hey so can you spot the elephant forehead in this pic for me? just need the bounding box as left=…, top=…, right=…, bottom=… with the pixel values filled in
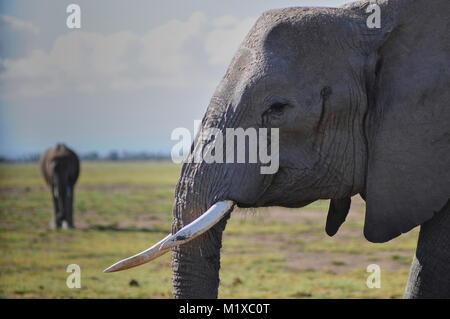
left=217, top=47, right=264, bottom=95
left=243, top=7, right=352, bottom=65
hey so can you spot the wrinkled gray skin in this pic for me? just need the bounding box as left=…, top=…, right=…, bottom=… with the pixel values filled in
left=171, top=0, right=449, bottom=298
left=40, top=144, right=80, bottom=229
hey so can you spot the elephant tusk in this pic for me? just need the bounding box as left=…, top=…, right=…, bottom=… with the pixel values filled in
left=103, top=200, right=235, bottom=273
left=158, top=200, right=235, bottom=250
left=103, top=234, right=172, bottom=273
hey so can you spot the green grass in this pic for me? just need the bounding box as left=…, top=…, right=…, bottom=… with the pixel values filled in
left=0, top=162, right=419, bottom=298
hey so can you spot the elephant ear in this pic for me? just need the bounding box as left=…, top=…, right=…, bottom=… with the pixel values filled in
left=361, top=1, right=450, bottom=242
left=326, top=198, right=351, bottom=237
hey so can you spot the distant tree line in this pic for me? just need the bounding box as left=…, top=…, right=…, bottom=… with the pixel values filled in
left=0, top=151, right=171, bottom=163
left=101, top=151, right=170, bottom=161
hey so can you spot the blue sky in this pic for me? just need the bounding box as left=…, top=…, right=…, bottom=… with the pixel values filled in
left=0, top=0, right=347, bottom=157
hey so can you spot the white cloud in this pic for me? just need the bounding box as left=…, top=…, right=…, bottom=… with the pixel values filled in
left=0, top=12, right=256, bottom=99
left=0, top=15, right=40, bottom=35
left=212, top=15, right=240, bottom=28
left=205, top=16, right=256, bottom=66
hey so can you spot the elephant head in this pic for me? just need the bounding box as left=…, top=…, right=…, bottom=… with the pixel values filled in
left=40, top=143, right=80, bottom=229
left=106, top=0, right=450, bottom=298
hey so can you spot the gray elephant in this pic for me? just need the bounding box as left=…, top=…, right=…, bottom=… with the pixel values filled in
left=40, top=144, right=80, bottom=229
left=106, top=0, right=449, bottom=298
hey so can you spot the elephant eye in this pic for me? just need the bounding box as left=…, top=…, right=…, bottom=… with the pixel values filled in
left=268, top=102, right=288, bottom=115
left=262, top=102, right=289, bottom=126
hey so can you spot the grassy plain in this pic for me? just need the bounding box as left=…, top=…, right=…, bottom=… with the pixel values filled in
left=0, top=162, right=418, bottom=298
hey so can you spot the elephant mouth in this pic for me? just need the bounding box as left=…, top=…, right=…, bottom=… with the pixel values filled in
left=104, top=200, right=235, bottom=273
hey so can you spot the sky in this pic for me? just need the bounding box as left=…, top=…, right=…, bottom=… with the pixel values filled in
left=0, top=0, right=348, bottom=158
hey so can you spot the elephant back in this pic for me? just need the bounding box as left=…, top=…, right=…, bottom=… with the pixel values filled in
left=40, top=144, right=80, bottom=186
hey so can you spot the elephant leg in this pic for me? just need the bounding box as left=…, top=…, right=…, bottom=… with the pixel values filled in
left=404, top=201, right=450, bottom=298
left=52, top=186, right=64, bottom=229
left=65, top=186, right=75, bottom=229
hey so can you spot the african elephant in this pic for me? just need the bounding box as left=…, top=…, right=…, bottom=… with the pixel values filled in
left=40, top=144, right=80, bottom=229
left=106, top=0, right=450, bottom=298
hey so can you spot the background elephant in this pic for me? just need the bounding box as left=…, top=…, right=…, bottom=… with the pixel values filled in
left=40, top=144, right=80, bottom=229
left=107, top=0, right=449, bottom=298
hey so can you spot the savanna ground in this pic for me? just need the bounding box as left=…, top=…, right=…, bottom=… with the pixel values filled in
left=0, top=162, right=419, bottom=298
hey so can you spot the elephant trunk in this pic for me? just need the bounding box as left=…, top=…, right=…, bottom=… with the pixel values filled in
left=52, top=180, right=68, bottom=228
left=171, top=161, right=230, bottom=298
